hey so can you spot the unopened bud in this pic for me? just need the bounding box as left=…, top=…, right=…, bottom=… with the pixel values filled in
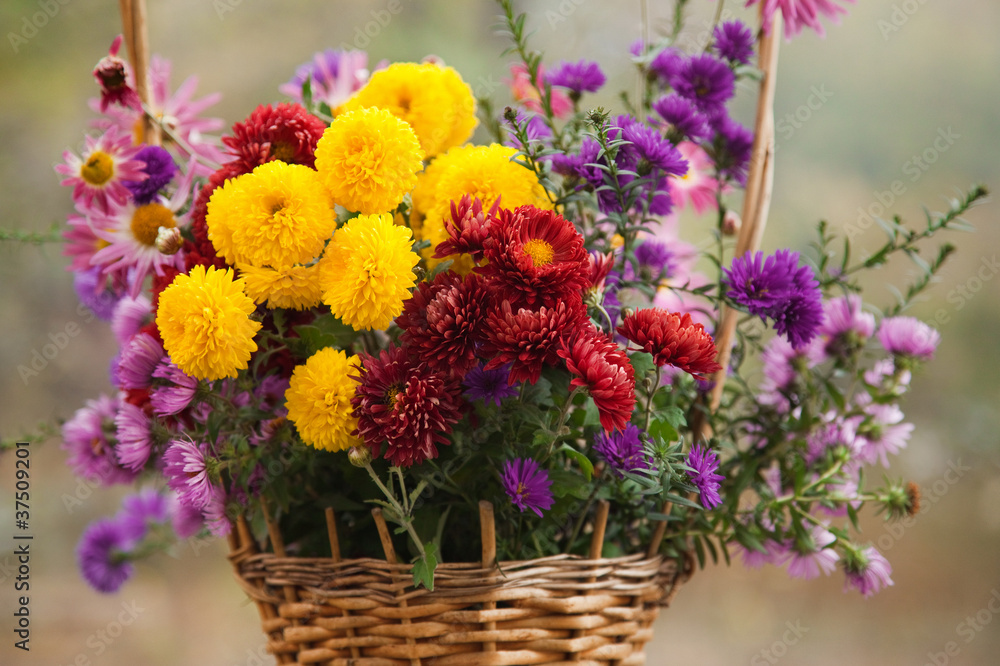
left=348, top=446, right=373, bottom=468
left=155, top=226, right=183, bottom=255
left=722, top=210, right=742, bottom=236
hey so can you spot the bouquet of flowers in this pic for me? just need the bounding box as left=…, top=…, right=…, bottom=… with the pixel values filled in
left=42, top=0, right=986, bottom=651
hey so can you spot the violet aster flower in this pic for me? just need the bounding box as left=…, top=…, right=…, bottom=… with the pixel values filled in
left=163, top=439, right=217, bottom=510
left=712, top=116, right=754, bottom=185
left=620, top=117, right=689, bottom=175
left=686, top=444, right=724, bottom=509
left=593, top=424, right=655, bottom=479
left=62, top=394, right=137, bottom=485
left=633, top=239, right=677, bottom=282
left=785, top=523, right=840, bottom=580
left=113, top=402, right=154, bottom=472
left=464, top=363, right=519, bottom=408
left=279, top=48, right=369, bottom=109
left=670, top=54, right=735, bottom=116
left=653, top=94, right=711, bottom=142
left=124, top=145, right=177, bottom=205
left=877, top=316, right=940, bottom=361
left=201, top=485, right=234, bottom=537
left=501, top=458, right=555, bottom=518
left=843, top=545, right=893, bottom=598
left=547, top=59, right=606, bottom=95
left=116, top=332, right=165, bottom=390
left=649, top=48, right=685, bottom=81
left=772, top=291, right=825, bottom=349
left=110, top=293, right=153, bottom=346
left=74, top=266, right=123, bottom=321
left=169, top=494, right=205, bottom=539
left=118, top=488, right=170, bottom=540
left=505, top=110, right=552, bottom=150
left=739, top=538, right=790, bottom=569
left=713, top=20, right=755, bottom=66
left=77, top=518, right=135, bottom=593
left=149, top=360, right=199, bottom=417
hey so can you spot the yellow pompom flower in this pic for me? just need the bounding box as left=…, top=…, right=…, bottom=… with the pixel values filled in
left=342, top=62, right=477, bottom=158
left=206, top=161, right=336, bottom=270
left=314, top=107, right=423, bottom=215
left=417, top=144, right=551, bottom=270
left=284, top=348, right=361, bottom=452
left=238, top=263, right=324, bottom=310
left=156, top=265, right=262, bottom=381
left=319, top=213, right=419, bottom=331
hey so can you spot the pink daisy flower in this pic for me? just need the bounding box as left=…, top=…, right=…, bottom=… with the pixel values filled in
left=668, top=142, right=721, bottom=215
left=113, top=402, right=154, bottom=472
left=89, top=163, right=194, bottom=296
left=785, top=523, right=840, bottom=580
left=91, top=56, right=228, bottom=176
left=747, top=0, right=855, bottom=40
left=55, top=127, right=146, bottom=215
left=856, top=397, right=914, bottom=468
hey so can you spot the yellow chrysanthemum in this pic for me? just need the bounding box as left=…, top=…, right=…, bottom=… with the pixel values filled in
left=319, top=213, right=419, bottom=331
left=206, top=161, right=335, bottom=270
left=284, top=348, right=361, bottom=452
left=417, top=144, right=551, bottom=271
left=156, top=265, right=262, bottom=381
left=314, top=107, right=423, bottom=215
left=342, top=62, right=477, bottom=158
left=238, top=262, right=324, bottom=310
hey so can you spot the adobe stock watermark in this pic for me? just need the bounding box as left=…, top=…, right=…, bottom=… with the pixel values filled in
left=17, top=299, right=105, bottom=386
left=544, top=0, right=589, bottom=31
left=750, top=620, right=809, bottom=665
left=878, top=0, right=933, bottom=41
left=55, top=600, right=144, bottom=666
left=775, top=85, right=834, bottom=148
left=7, top=0, right=72, bottom=54
left=875, top=458, right=970, bottom=553
left=923, top=587, right=1000, bottom=666
left=844, top=126, right=960, bottom=241
left=336, top=0, right=408, bottom=50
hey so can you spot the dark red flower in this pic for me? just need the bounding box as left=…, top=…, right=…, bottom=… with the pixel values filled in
left=397, top=272, right=489, bottom=378
left=478, top=205, right=590, bottom=309
left=617, top=308, right=722, bottom=378
left=185, top=174, right=230, bottom=273
left=586, top=250, right=616, bottom=291
left=352, top=346, right=463, bottom=468
left=482, top=297, right=589, bottom=385
left=558, top=332, right=635, bottom=432
left=434, top=195, right=500, bottom=262
left=92, top=36, right=141, bottom=112
left=221, top=103, right=327, bottom=176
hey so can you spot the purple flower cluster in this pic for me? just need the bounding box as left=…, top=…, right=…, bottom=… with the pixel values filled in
left=724, top=249, right=824, bottom=347
left=686, top=444, right=724, bottom=509
left=593, top=425, right=655, bottom=479
left=501, top=458, right=554, bottom=518
left=713, top=21, right=755, bottom=66
left=546, top=59, right=606, bottom=96
left=124, top=145, right=177, bottom=205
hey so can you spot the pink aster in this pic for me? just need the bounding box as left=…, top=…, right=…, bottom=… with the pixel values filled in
left=506, top=63, right=572, bottom=118
left=163, top=438, right=217, bottom=511
left=113, top=402, right=154, bottom=472
left=667, top=141, right=720, bottom=215
left=62, top=394, right=137, bottom=485
left=855, top=398, right=913, bottom=468
left=279, top=48, right=370, bottom=109
left=55, top=126, right=146, bottom=215
left=747, top=0, right=855, bottom=40
left=785, top=523, right=840, bottom=580
left=843, top=546, right=893, bottom=598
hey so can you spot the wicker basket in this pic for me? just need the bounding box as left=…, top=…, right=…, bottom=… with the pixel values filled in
left=228, top=500, right=691, bottom=665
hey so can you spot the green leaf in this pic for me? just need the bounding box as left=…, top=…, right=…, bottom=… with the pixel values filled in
left=629, top=352, right=656, bottom=380
left=662, top=492, right=703, bottom=510
left=558, top=444, right=594, bottom=482
left=648, top=418, right=679, bottom=444
left=412, top=543, right=438, bottom=591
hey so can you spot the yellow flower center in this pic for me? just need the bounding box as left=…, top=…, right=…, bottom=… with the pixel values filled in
left=81, top=151, right=114, bottom=186
left=131, top=203, right=176, bottom=247
left=386, top=386, right=400, bottom=408
left=523, top=238, right=554, bottom=267
left=269, top=142, right=296, bottom=163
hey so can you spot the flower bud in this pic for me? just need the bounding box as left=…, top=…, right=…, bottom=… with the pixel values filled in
left=155, top=226, right=183, bottom=255
left=348, top=446, right=373, bottom=468
left=722, top=210, right=742, bottom=236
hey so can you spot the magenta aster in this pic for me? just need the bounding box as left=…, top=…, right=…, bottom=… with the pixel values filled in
left=149, top=360, right=199, bottom=417
left=877, top=316, right=940, bottom=361
left=462, top=363, right=519, bottom=407
left=593, top=424, right=654, bottom=478
left=56, top=127, right=146, bottom=214
left=77, top=518, right=136, bottom=593
left=842, top=545, right=893, bottom=598
left=163, top=438, right=218, bottom=511
left=116, top=332, right=165, bottom=390
left=747, top=0, right=855, bottom=39
left=113, top=402, right=154, bottom=472
left=501, top=458, right=555, bottom=518
left=62, top=394, right=137, bottom=485
left=686, top=444, right=724, bottom=509
left=785, top=523, right=840, bottom=580
left=279, top=48, right=370, bottom=109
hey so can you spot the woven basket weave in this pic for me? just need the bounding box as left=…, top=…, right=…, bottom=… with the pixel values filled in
left=228, top=501, right=690, bottom=665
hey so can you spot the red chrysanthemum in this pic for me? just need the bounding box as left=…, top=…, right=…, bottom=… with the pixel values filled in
left=478, top=205, right=590, bottom=309
left=558, top=332, right=636, bottom=432
left=352, top=346, right=463, bottom=468
left=587, top=250, right=616, bottom=292
left=433, top=195, right=500, bottom=262
left=482, top=297, right=589, bottom=385
left=184, top=174, right=230, bottom=273
left=221, top=103, right=327, bottom=176
left=397, top=271, right=489, bottom=378
left=617, top=308, right=722, bottom=378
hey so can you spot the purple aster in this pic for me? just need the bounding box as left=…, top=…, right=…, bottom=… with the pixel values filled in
left=843, top=546, right=893, bottom=598
left=116, top=332, right=165, bottom=390
left=505, top=110, right=552, bottom=150
left=163, top=438, right=217, bottom=510
left=546, top=59, right=606, bottom=95
left=169, top=494, right=205, bottom=539
left=61, top=394, right=137, bottom=485
left=111, top=294, right=152, bottom=346
left=620, top=117, right=689, bottom=176
left=877, top=316, right=940, bottom=361
left=149, top=360, right=199, bottom=417
left=863, top=358, right=911, bottom=395
left=74, top=266, right=124, bottom=321
left=649, top=48, right=685, bottom=82
left=819, top=294, right=876, bottom=358
left=634, top=239, right=677, bottom=282
left=670, top=54, right=735, bottom=116
left=593, top=424, right=655, bottom=479
left=712, top=116, right=754, bottom=185
left=806, top=411, right=861, bottom=464
left=686, top=444, right=724, bottom=509
left=785, top=523, right=840, bottom=580
left=279, top=48, right=369, bottom=109
left=464, top=363, right=519, bottom=408
left=77, top=518, right=135, bottom=593
left=501, top=458, right=555, bottom=518
left=201, top=486, right=233, bottom=537
left=713, top=20, right=755, bottom=66
left=739, top=539, right=789, bottom=569
left=113, top=402, right=154, bottom=472
left=652, top=94, right=711, bottom=142
left=772, top=292, right=825, bottom=348
left=118, top=488, right=170, bottom=540
left=124, top=145, right=177, bottom=205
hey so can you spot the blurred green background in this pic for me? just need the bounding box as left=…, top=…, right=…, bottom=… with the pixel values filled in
left=1, top=1, right=998, bottom=664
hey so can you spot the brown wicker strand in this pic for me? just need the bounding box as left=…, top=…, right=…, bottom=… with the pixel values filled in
left=479, top=501, right=498, bottom=654
left=373, top=508, right=423, bottom=666
left=327, top=507, right=362, bottom=662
